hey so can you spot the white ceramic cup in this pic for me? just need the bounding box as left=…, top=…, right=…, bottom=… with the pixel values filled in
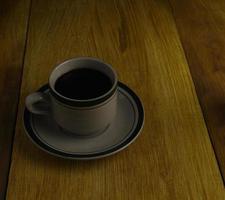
left=25, top=57, right=118, bottom=136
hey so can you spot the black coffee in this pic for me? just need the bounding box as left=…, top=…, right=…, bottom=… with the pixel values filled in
left=55, top=68, right=112, bottom=100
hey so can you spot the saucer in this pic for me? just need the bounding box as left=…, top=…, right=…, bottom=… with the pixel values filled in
left=23, top=82, right=144, bottom=160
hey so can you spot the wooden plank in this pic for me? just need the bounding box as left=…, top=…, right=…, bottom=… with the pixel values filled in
left=0, top=0, right=30, bottom=199
left=169, top=0, right=225, bottom=182
left=6, top=0, right=225, bottom=199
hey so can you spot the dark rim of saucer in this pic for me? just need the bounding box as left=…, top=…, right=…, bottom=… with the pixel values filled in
left=23, top=82, right=144, bottom=159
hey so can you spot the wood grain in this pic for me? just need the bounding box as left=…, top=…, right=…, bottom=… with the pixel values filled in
left=6, top=0, right=225, bottom=199
left=0, top=0, right=30, bottom=199
left=169, top=0, right=225, bottom=182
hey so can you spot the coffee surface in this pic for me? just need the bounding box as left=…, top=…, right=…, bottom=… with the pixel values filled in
left=55, top=68, right=112, bottom=100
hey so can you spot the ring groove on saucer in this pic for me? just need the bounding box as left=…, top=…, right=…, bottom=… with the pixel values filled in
left=23, top=82, right=144, bottom=159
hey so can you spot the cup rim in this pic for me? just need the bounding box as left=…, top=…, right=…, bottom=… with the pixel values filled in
left=49, top=57, right=118, bottom=107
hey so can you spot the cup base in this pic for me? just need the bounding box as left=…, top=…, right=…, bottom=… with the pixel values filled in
left=58, top=124, right=110, bottom=138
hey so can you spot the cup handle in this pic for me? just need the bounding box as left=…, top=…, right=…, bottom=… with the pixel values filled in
left=25, top=92, right=51, bottom=115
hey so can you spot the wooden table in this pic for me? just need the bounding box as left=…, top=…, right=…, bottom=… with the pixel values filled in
left=1, top=0, right=225, bottom=199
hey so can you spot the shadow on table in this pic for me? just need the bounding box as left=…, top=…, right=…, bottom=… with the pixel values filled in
left=18, top=132, right=119, bottom=171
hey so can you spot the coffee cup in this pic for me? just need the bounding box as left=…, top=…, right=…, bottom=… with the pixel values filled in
left=25, top=57, right=118, bottom=136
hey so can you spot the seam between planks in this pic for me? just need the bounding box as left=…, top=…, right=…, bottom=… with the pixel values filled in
left=167, top=0, right=225, bottom=187
left=3, top=0, right=33, bottom=199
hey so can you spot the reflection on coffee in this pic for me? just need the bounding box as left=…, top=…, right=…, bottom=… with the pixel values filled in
left=55, top=68, right=112, bottom=100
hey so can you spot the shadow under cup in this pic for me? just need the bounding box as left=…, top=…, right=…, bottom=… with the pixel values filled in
left=48, top=57, right=118, bottom=136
